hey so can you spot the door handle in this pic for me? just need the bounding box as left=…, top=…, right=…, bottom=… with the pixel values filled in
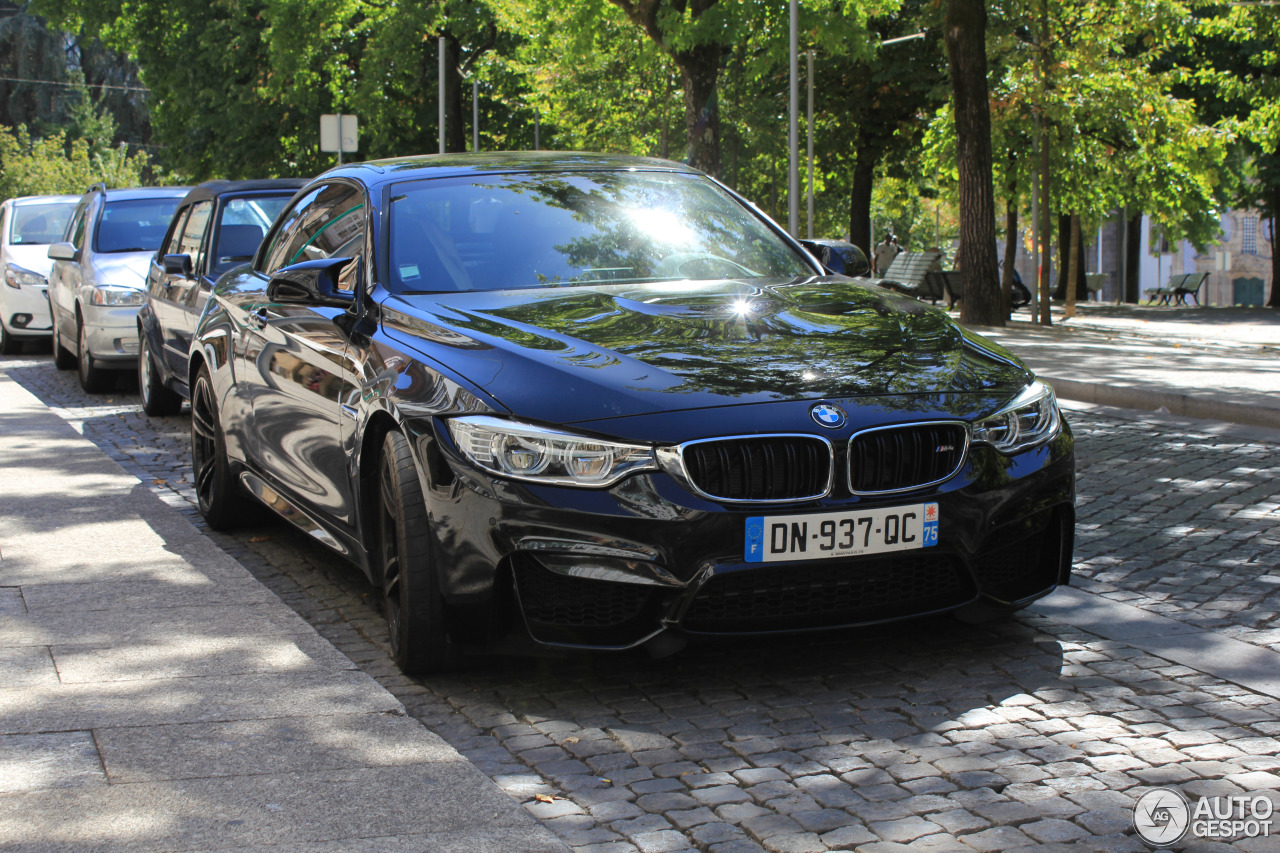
left=247, top=307, right=269, bottom=329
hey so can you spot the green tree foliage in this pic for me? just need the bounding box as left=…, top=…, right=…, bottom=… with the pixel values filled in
left=34, top=0, right=297, bottom=177
left=0, top=2, right=150, bottom=150
left=925, top=0, right=1229, bottom=318
left=1180, top=3, right=1280, bottom=307
left=34, top=0, right=522, bottom=178
left=0, top=123, right=152, bottom=198
left=813, top=0, right=948, bottom=255
left=503, top=0, right=682, bottom=158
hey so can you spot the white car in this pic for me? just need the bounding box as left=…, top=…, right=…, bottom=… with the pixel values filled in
left=47, top=183, right=187, bottom=391
left=0, top=194, right=79, bottom=355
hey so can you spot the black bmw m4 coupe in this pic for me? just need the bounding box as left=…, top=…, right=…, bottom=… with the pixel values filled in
left=189, top=152, right=1074, bottom=672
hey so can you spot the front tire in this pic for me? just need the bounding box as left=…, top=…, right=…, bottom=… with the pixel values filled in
left=377, top=430, right=461, bottom=673
left=52, top=321, right=76, bottom=369
left=0, top=323, right=20, bottom=355
left=139, top=332, right=183, bottom=416
left=190, top=366, right=245, bottom=530
left=77, top=319, right=111, bottom=393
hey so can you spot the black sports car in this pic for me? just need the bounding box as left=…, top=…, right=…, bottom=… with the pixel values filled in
left=189, top=153, right=1074, bottom=673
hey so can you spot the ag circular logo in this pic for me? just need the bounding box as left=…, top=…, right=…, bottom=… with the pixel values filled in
left=1133, top=787, right=1190, bottom=845
left=810, top=403, right=846, bottom=429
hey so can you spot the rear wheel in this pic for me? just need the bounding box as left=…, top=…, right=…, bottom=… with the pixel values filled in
left=77, top=319, right=111, bottom=393
left=138, top=332, right=182, bottom=416
left=377, top=430, right=461, bottom=673
left=52, top=321, right=75, bottom=369
left=190, top=366, right=244, bottom=530
left=0, top=323, right=19, bottom=356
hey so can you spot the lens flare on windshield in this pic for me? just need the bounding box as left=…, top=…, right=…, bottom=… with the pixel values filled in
left=627, top=207, right=694, bottom=247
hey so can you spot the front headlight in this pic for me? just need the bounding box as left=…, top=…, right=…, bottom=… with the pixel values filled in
left=89, top=285, right=145, bottom=306
left=4, top=265, right=45, bottom=289
left=971, top=380, right=1062, bottom=454
left=447, top=416, right=658, bottom=487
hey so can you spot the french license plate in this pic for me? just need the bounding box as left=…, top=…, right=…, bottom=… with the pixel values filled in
left=744, top=502, right=938, bottom=563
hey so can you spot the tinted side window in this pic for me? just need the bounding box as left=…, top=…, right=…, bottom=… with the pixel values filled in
left=179, top=201, right=213, bottom=273
left=161, top=206, right=190, bottom=257
left=68, top=200, right=90, bottom=248
left=262, top=183, right=365, bottom=289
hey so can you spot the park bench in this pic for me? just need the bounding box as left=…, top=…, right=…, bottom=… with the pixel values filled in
left=879, top=251, right=944, bottom=302
left=924, top=270, right=965, bottom=310
left=1147, top=271, right=1209, bottom=306
left=922, top=269, right=1033, bottom=311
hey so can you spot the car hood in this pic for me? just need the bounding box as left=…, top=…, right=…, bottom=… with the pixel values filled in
left=4, top=244, right=57, bottom=279
left=90, top=252, right=151, bottom=289
left=380, top=278, right=1033, bottom=424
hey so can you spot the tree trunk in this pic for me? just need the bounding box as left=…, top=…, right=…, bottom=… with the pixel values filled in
left=1038, top=126, right=1051, bottom=326
left=1074, top=222, right=1086, bottom=301
left=1125, top=213, right=1143, bottom=303
left=444, top=36, right=466, bottom=154
left=1064, top=214, right=1081, bottom=319
left=849, top=154, right=874, bottom=259
left=1053, top=212, right=1070, bottom=299
left=674, top=44, right=721, bottom=177
left=1002, top=200, right=1018, bottom=318
left=945, top=0, right=1003, bottom=326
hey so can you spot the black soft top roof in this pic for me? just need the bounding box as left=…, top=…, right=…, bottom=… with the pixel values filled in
left=179, top=179, right=308, bottom=207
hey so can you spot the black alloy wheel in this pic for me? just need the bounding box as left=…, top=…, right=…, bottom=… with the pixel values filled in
left=377, top=429, right=461, bottom=674
left=77, top=319, right=111, bottom=393
left=52, top=321, right=75, bottom=369
left=138, top=332, right=182, bottom=416
left=190, top=366, right=244, bottom=530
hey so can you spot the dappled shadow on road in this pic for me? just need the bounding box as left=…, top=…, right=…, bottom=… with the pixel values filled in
left=1068, top=411, right=1280, bottom=641
left=432, top=614, right=1066, bottom=746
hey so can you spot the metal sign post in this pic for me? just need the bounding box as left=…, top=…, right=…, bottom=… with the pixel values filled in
left=439, top=37, right=446, bottom=154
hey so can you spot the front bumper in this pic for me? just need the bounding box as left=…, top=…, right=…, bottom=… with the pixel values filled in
left=417, top=418, right=1076, bottom=650
left=1, top=284, right=53, bottom=337
left=82, top=303, right=142, bottom=365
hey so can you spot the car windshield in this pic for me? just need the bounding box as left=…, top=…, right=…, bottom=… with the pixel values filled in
left=95, top=198, right=183, bottom=253
left=386, top=171, right=813, bottom=293
left=8, top=202, right=76, bottom=245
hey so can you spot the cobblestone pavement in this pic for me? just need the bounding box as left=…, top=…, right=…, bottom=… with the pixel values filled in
left=4, top=348, right=1280, bottom=853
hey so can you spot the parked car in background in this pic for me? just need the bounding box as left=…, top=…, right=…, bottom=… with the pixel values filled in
left=47, top=183, right=188, bottom=392
left=189, top=153, right=1075, bottom=674
left=138, top=179, right=304, bottom=415
left=0, top=194, right=79, bottom=354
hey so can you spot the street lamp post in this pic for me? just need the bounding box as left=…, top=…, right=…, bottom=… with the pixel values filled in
left=788, top=0, right=799, bottom=237
left=806, top=50, right=814, bottom=240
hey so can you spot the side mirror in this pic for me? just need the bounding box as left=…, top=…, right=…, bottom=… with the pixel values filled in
left=47, top=242, right=77, bottom=262
left=162, top=253, right=193, bottom=277
left=267, top=257, right=356, bottom=308
left=800, top=239, right=871, bottom=278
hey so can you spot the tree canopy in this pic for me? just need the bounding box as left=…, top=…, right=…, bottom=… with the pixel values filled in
left=15, top=0, right=1279, bottom=313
